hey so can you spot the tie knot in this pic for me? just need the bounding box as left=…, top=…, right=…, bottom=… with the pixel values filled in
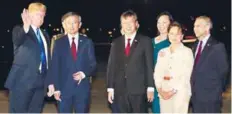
left=72, top=37, right=75, bottom=41
left=127, top=38, right=131, bottom=42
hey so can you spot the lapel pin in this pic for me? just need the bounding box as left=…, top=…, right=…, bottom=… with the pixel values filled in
left=80, top=40, right=82, bottom=43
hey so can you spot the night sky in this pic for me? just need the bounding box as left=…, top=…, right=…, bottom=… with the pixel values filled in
left=0, top=0, right=231, bottom=89
left=0, top=0, right=231, bottom=60
left=1, top=0, right=231, bottom=34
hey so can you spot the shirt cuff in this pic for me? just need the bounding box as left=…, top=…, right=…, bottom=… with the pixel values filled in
left=79, top=71, right=86, bottom=79
left=147, top=87, right=154, bottom=92
left=54, top=91, right=61, bottom=95
left=48, top=84, right=54, bottom=90
left=47, top=85, right=55, bottom=97
left=107, top=88, right=114, bottom=93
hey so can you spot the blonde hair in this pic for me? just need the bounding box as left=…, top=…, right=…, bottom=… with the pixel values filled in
left=196, top=16, right=213, bottom=29
left=28, top=2, right=46, bottom=13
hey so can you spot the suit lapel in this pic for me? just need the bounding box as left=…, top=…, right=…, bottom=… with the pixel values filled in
left=28, top=26, right=38, bottom=43
left=28, top=26, right=50, bottom=51
left=41, top=30, right=51, bottom=61
left=124, top=34, right=139, bottom=63
left=63, top=35, right=74, bottom=63
left=27, top=26, right=41, bottom=58
left=41, top=30, right=50, bottom=48
left=76, top=35, right=84, bottom=65
left=117, top=36, right=126, bottom=64
left=195, top=37, right=213, bottom=68
left=127, top=34, right=139, bottom=60
left=62, top=36, right=76, bottom=74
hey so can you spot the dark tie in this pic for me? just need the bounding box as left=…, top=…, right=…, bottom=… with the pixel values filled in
left=36, top=28, right=47, bottom=74
left=125, top=38, right=131, bottom=56
left=194, top=41, right=203, bottom=65
left=71, top=37, right=77, bottom=61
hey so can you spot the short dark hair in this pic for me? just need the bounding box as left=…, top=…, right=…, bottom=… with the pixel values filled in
left=61, top=12, right=81, bottom=23
left=168, top=21, right=184, bottom=34
left=157, top=11, right=174, bottom=23
left=156, top=11, right=174, bottom=35
left=120, top=10, right=138, bottom=21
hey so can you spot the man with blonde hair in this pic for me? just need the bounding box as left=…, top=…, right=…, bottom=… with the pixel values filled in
left=5, top=2, right=50, bottom=113
left=191, top=16, right=229, bottom=113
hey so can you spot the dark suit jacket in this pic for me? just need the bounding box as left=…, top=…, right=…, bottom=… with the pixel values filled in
left=107, top=33, right=154, bottom=95
left=191, top=36, right=229, bottom=103
left=48, top=35, right=96, bottom=97
left=5, top=25, right=51, bottom=91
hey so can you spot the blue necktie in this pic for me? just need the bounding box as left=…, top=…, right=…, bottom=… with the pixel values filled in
left=36, top=28, right=47, bottom=74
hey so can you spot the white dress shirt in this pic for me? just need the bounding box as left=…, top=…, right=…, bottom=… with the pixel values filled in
left=107, top=32, right=154, bottom=93
left=124, top=32, right=136, bottom=47
left=67, top=33, right=79, bottom=51
left=67, top=33, right=85, bottom=79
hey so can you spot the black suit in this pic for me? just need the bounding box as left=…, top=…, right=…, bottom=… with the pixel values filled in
left=191, top=36, right=229, bottom=113
left=4, top=25, right=50, bottom=113
left=107, top=33, right=154, bottom=113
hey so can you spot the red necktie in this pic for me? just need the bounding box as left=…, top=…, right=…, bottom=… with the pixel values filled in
left=125, top=38, right=131, bottom=56
left=71, top=37, right=77, bottom=61
left=194, top=41, right=202, bottom=65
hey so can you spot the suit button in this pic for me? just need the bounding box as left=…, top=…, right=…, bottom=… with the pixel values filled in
left=125, top=64, right=127, bottom=66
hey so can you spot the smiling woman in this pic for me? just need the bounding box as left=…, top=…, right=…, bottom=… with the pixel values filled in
left=154, top=21, right=194, bottom=113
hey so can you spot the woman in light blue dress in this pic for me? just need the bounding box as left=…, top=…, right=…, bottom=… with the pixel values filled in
left=152, top=12, right=173, bottom=113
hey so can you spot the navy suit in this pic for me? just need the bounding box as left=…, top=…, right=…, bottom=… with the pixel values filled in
left=48, top=35, right=96, bottom=113
left=191, top=36, right=229, bottom=113
left=4, top=25, right=50, bottom=113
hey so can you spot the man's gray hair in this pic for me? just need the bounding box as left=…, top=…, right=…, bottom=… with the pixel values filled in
left=61, top=12, right=82, bottom=23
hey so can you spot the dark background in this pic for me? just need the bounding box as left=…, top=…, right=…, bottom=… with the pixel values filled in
left=0, top=0, right=231, bottom=89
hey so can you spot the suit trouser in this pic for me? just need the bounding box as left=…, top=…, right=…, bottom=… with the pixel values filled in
left=192, top=100, right=221, bottom=113
left=9, top=86, right=45, bottom=113
left=8, top=73, right=45, bottom=113
left=58, top=92, right=90, bottom=113
left=114, top=93, right=147, bottom=113
left=111, top=102, right=119, bottom=113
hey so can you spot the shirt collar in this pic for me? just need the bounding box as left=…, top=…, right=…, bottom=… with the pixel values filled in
left=68, top=33, right=79, bottom=40
left=200, top=34, right=210, bottom=44
left=125, top=32, right=137, bottom=41
left=31, top=25, right=39, bottom=34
